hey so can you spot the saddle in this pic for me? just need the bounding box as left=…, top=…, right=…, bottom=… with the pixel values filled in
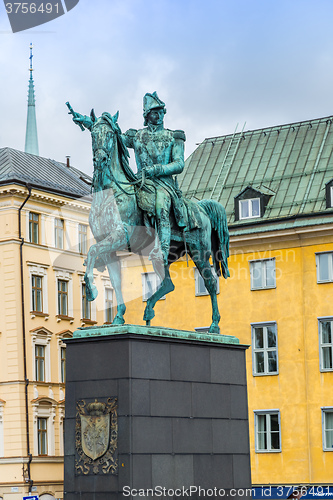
left=136, top=179, right=202, bottom=232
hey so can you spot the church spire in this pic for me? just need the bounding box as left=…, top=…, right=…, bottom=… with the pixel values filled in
left=24, top=43, right=39, bottom=156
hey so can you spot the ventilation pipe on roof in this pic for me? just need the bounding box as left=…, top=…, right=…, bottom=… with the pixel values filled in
left=66, top=156, right=70, bottom=168
left=18, top=183, right=33, bottom=493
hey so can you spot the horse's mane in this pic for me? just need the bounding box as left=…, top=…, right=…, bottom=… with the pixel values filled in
left=97, top=112, right=138, bottom=184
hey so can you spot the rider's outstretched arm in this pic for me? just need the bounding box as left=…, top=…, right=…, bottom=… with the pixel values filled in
left=73, top=113, right=94, bottom=131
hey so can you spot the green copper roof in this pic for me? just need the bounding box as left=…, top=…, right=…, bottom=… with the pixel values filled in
left=179, top=115, right=333, bottom=226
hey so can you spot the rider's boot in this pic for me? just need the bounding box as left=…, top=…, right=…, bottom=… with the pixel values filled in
left=157, top=209, right=171, bottom=266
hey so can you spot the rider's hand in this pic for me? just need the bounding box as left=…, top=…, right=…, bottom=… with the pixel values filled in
left=144, top=166, right=155, bottom=179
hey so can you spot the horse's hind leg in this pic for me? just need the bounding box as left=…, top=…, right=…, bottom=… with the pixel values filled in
left=105, top=254, right=126, bottom=325
left=143, top=262, right=175, bottom=325
left=194, top=256, right=221, bottom=334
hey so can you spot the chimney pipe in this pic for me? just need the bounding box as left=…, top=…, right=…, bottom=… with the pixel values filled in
left=66, top=156, right=70, bottom=168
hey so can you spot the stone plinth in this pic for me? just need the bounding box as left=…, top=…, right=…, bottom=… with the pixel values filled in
left=64, top=325, right=251, bottom=500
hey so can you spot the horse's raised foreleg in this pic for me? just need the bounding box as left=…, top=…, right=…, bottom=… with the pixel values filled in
left=194, top=257, right=221, bottom=334
left=84, top=226, right=129, bottom=303
left=105, top=255, right=126, bottom=325
left=143, top=261, right=174, bottom=325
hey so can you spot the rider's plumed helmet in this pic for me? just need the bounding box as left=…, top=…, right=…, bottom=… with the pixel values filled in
left=143, top=92, right=166, bottom=126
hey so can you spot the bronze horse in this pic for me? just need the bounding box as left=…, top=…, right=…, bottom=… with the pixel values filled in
left=83, top=112, right=229, bottom=333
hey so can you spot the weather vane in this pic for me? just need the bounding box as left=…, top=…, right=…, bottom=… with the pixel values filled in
left=29, top=43, right=33, bottom=73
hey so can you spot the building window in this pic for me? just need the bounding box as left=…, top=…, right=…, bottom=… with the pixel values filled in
left=319, top=319, right=333, bottom=371
left=31, top=327, right=52, bottom=383
left=32, top=399, right=56, bottom=457
left=322, top=408, right=333, bottom=451
left=316, top=252, right=333, bottom=283
left=58, top=280, right=68, bottom=316
left=35, top=345, right=45, bottom=382
left=54, top=267, right=74, bottom=319
left=54, top=218, right=64, bottom=249
left=239, top=198, right=260, bottom=219
left=28, top=263, right=49, bottom=316
left=255, top=411, right=281, bottom=452
left=250, top=259, right=276, bottom=290
left=60, top=347, right=66, bottom=383
left=142, top=272, right=165, bottom=301
left=29, top=212, right=39, bottom=243
left=195, top=267, right=220, bottom=296
left=78, top=224, right=88, bottom=254
left=252, top=323, right=278, bottom=375
left=31, top=275, right=43, bottom=312
left=82, top=283, right=91, bottom=319
left=0, top=400, right=5, bottom=457
left=105, top=287, right=113, bottom=323
left=57, top=331, right=72, bottom=384
left=37, top=417, right=48, bottom=455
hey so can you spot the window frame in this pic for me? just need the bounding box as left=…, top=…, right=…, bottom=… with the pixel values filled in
left=60, top=346, right=66, bottom=383
left=32, top=399, right=56, bottom=457
left=28, top=263, right=49, bottom=316
left=54, top=218, right=64, bottom=249
left=105, top=287, right=114, bottom=324
left=239, top=198, right=261, bottom=220
left=318, top=317, right=333, bottom=372
left=37, top=417, right=48, bottom=456
left=0, top=400, right=5, bottom=457
left=58, top=279, right=68, bottom=317
left=141, top=272, right=165, bottom=302
left=322, top=407, right=333, bottom=451
left=251, top=322, right=278, bottom=376
left=78, top=223, right=88, bottom=254
left=57, top=331, right=72, bottom=384
left=31, top=274, right=43, bottom=313
left=254, top=410, right=281, bottom=453
left=194, top=267, right=220, bottom=297
left=31, top=328, right=52, bottom=383
left=316, top=252, right=333, bottom=283
left=249, top=258, right=276, bottom=290
left=29, top=212, right=40, bottom=244
left=54, top=267, right=74, bottom=320
left=35, top=344, right=46, bottom=382
left=81, top=283, right=91, bottom=320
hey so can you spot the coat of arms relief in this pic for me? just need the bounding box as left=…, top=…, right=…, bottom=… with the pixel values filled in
left=75, top=398, right=118, bottom=475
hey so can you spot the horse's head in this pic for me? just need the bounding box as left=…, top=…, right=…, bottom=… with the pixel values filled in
left=90, top=111, right=120, bottom=190
left=91, top=112, right=119, bottom=167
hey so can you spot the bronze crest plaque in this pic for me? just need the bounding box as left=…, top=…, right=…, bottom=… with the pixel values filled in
left=75, top=398, right=118, bottom=475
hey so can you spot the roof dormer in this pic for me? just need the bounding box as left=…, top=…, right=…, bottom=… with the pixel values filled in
left=234, top=186, right=273, bottom=222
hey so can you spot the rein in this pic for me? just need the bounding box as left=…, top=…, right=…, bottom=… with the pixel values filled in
left=93, top=144, right=147, bottom=196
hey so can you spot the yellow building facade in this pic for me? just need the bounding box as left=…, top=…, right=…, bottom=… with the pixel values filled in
left=120, top=115, right=333, bottom=492
left=0, top=150, right=113, bottom=500
left=121, top=221, right=333, bottom=488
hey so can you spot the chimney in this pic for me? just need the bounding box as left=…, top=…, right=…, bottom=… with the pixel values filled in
left=66, top=156, right=70, bottom=168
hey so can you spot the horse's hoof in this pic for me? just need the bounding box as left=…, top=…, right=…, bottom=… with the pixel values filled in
left=143, top=307, right=155, bottom=322
left=209, top=323, right=220, bottom=334
left=112, top=315, right=125, bottom=325
left=86, top=285, right=98, bottom=301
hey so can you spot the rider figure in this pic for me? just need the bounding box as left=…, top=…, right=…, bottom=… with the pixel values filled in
left=124, top=92, right=186, bottom=265
left=71, top=92, right=186, bottom=266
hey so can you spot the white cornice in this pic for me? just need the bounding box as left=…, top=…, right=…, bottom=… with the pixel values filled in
left=0, top=185, right=91, bottom=212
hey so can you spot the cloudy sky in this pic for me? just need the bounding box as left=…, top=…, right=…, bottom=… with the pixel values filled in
left=1, top=0, right=333, bottom=175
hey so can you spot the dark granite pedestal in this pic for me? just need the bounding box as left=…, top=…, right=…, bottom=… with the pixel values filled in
left=64, top=325, right=251, bottom=500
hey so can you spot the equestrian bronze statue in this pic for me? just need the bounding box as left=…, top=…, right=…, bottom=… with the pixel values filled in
left=67, top=93, right=229, bottom=333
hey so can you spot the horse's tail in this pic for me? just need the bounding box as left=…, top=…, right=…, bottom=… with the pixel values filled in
left=198, top=199, right=230, bottom=279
